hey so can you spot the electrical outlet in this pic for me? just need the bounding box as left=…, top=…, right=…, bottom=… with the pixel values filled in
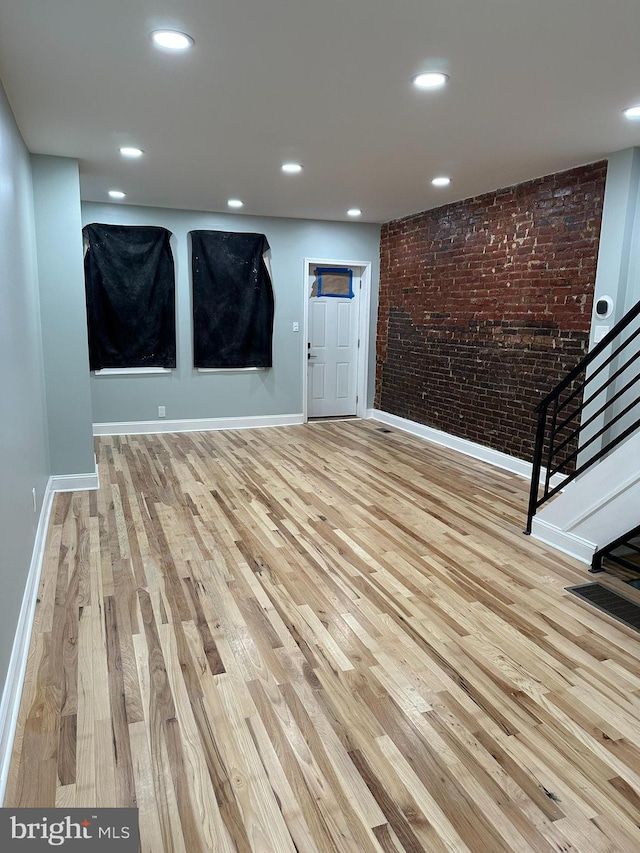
left=158, top=405, right=166, bottom=418
left=292, top=321, right=299, bottom=332
left=32, top=487, right=37, bottom=513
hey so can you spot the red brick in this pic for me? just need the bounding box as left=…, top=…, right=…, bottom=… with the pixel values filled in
left=375, top=162, right=607, bottom=461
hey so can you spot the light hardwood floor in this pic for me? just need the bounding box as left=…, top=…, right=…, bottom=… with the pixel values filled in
left=5, top=420, right=640, bottom=852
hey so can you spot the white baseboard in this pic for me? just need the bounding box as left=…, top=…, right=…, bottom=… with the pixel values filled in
left=530, top=517, right=596, bottom=564
left=0, top=478, right=55, bottom=803
left=93, top=413, right=305, bottom=436
left=0, top=459, right=101, bottom=802
left=50, top=471, right=99, bottom=492
left=367, top=409, right=564, bottom=488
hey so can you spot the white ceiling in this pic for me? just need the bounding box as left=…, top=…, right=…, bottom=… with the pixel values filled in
left=1, top=0, right=640, bottom=224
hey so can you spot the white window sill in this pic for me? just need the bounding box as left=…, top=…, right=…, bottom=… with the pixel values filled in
left=93, top=367, right=172, bottom=376
left=197, top=367, right=266, bottom=373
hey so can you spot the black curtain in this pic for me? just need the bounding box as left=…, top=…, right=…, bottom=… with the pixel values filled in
left=190, top=230, right=274, bottom=368
left=83, top=223, right=176, bottom=370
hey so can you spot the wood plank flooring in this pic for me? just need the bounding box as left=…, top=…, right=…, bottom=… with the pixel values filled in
left=5, top=420, right=640, bottom=851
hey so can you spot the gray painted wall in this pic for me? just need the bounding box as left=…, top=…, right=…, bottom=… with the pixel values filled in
left=590, top=148, right=640, bottom=334
left=581, top=147, right=640, bottom=459
left=0, top=83, right=49, bottom=686
left=603, top=149, right=640, bottom=446
left=32, top=156, right=95, bottom=475
left=83, top=203, right=380, bottom=424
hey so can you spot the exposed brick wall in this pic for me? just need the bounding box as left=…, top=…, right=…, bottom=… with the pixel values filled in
left=376, top=162, right=607, bottom=461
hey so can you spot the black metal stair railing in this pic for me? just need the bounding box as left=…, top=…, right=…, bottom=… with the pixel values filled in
left=525, top=297, right=640, bottom=534
left=591, top=523, right=640, bottom=573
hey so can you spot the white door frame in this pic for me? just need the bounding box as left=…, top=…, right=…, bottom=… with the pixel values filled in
left=303, top=257, right=371, bottom=422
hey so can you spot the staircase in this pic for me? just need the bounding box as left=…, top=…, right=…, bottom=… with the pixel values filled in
left=591, top=523, right=640, bottom=574
left=525, top=298, right=640, bottom=564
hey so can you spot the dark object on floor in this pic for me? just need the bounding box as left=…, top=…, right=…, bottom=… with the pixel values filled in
left=567, top=582, right=640, bottom=633
left=377, top=428, right=392, bottom=433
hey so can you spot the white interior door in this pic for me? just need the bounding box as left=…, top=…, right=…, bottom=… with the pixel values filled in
left=308, top=269, right=360, bottom=417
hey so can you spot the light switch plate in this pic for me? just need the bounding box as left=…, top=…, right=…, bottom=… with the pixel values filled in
left=593, top=325, right=610, bottom=343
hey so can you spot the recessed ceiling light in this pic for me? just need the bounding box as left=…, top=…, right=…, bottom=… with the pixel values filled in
left=347, top=208, right=362, bottom=217
left=623, top=104, right=640, bottom=119
left=282, top=162, right=302, bottom=174
left=108, top=190, right=126, bottom=199
left=412, top=72, right=448, bottom=90
left=227, top=199, right=244, bottom=208
left=151, top=30, right=194, bottom=51
left=431, top=176, right=451, bottom=187
left=119, top=147, right=144, bottom=158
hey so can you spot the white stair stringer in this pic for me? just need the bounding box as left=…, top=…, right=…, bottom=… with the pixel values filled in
left=531, top=432, right=640, bottom=564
